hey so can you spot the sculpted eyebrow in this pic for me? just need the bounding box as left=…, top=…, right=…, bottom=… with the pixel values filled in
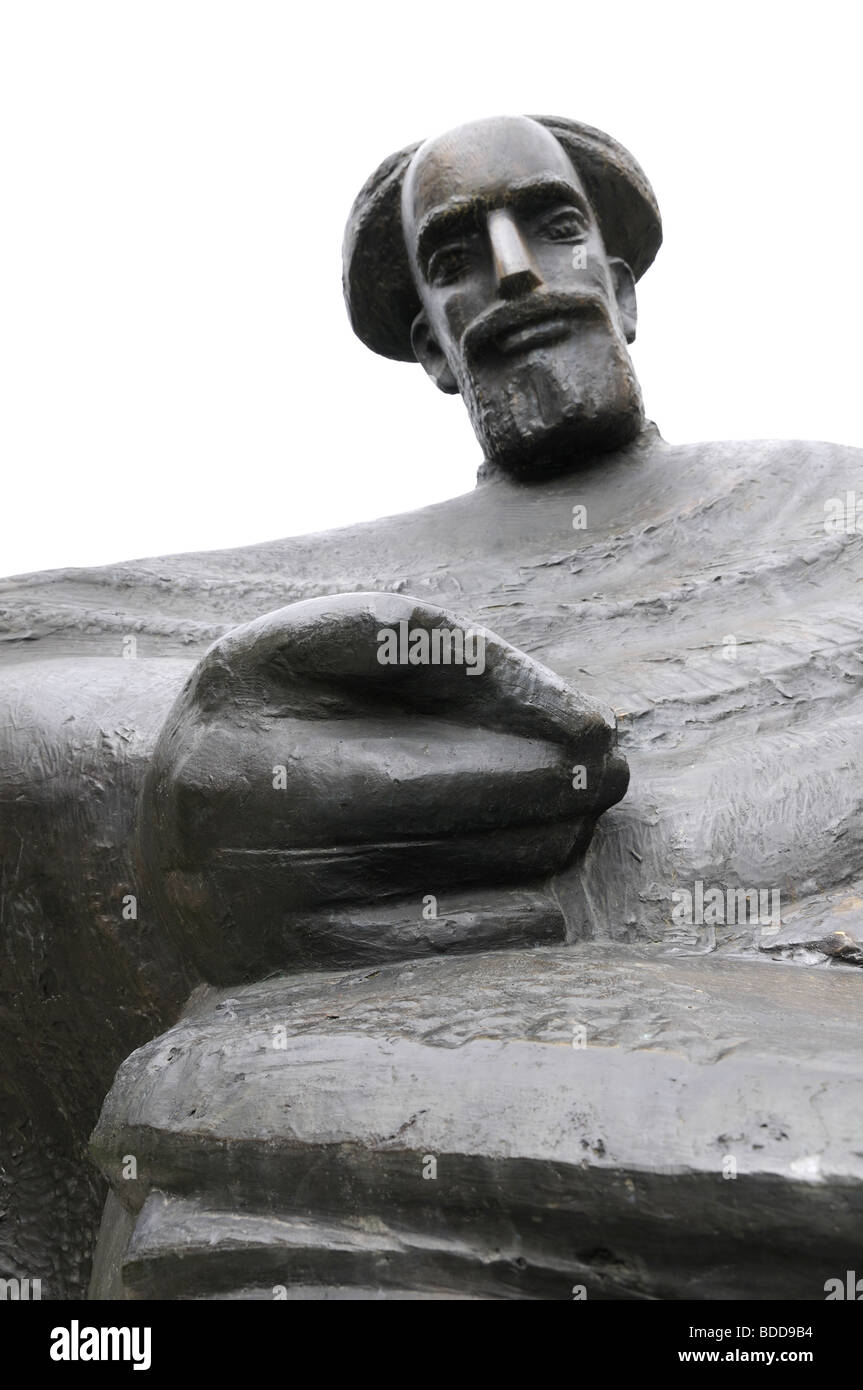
left=505, top=175, right=589, bottom=213
left=416, top=176, right=590, bottom=274
left=417, top=202, right=481, bottom=271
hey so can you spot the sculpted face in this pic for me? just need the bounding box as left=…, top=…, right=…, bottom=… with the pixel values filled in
left=402, top=116, right=644, bottom=477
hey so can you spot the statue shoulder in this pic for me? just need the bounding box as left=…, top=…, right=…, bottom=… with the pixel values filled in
left=664, top=435, right=863, bottom=493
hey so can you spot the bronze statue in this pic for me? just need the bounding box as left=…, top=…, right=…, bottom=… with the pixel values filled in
left=2, top=116, right=862, bottom=1301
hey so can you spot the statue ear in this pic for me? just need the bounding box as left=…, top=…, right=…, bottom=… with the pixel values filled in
left=410, top=310, right=459, bottom=394
left=608, top=257, right=637, bottom=344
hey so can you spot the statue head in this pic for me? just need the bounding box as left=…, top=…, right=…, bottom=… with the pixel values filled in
left=344, top=115, right=662, bottom=480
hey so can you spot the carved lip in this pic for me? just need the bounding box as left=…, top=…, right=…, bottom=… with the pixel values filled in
left=491, top=315, right=574, bottom=356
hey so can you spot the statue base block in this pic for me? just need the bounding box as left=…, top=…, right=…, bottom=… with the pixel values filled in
left=89, top=944, right=863, bottom=1300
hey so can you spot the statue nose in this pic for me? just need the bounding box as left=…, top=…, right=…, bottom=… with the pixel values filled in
left=487, top=208, right=543, bottom=299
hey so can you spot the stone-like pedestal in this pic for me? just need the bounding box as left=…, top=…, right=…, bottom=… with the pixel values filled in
left=89, top=945, right=863, bottom=1300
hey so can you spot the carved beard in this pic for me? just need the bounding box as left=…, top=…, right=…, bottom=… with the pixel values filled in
left=456, top=309, right=644, bottom=479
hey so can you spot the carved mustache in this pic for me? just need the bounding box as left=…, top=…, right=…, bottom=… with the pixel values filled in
left=461, top=289, right=610, bottom=365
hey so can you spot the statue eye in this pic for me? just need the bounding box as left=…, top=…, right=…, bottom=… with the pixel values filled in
left=427, top=243, right=473, bottom=286
left=537, top=208, right=588, bottom=241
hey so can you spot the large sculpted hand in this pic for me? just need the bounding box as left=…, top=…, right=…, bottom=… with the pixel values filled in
left=139, top=593, right=628, bottom=981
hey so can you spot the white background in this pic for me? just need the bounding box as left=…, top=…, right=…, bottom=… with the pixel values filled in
left=1, top=0, right=860, bottom=577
